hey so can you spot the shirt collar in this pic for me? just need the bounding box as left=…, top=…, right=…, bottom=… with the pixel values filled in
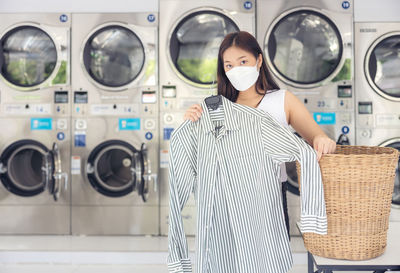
left=200, top=96, right=240, bottom=134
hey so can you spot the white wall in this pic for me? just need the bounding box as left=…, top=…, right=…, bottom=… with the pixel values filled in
left=0, top=0, right=158, bottom=13
left=354, top=0, right=400, bottom=22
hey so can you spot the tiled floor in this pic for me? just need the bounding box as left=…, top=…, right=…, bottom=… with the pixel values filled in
left=0, top=264, right=385, bottom=273
left=0, top=234, right=310, bottom=253
left=0, top=264, right=310, bottom=273
left=1, top=221, right=399, bottom=273
left=0, top=235, right=308, bottom=272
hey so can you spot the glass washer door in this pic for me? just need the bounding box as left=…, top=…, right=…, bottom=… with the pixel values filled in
left=266, top=9, right=343, bottom=87
left=87, top=141, right=141, bottom=198
left=82, top=25, right=145, bottom=90
left=0, top=140, right=49, bottom=197
left=365, top=33, right=400, bottom=101
left=169, top=10, right=239, bottom=87
left=0, top=26, right=57, bottom=89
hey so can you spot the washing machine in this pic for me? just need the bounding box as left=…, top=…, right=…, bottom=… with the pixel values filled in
left=257, top=0, right=354, bottom=235
left=71, top=13, right=159, bottom=235
left=159, top=0, right=255, bottom=236
left=355, top=22, right=400, bottom=222
left=0, top=13, right=71, bottom=234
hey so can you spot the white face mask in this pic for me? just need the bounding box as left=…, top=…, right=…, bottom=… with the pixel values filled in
left=225, top=61, right=259, bottom=91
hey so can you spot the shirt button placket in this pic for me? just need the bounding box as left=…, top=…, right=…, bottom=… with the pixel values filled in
left=204, top=142, right=217, bottom=268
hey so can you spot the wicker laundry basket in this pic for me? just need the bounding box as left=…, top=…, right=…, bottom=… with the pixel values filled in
left=296, top=145, right=399, bottom=260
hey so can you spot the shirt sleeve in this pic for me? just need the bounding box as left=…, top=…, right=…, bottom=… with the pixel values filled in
left=167, top=134, right=196, bottom=273
left=260, top=113, right=327, bottom=235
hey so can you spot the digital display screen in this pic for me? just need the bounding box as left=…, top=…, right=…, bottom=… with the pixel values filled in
left=358, top=102, right=372, bottom=114
left=338, top=85, right=352, bottom=98
left=162, top=85, right=176, bottom=98
left=54, top=91, right=68, bottom=103
left=142, top=90, right=157, bottom=103
left=74, top=91, right=88, bottom=104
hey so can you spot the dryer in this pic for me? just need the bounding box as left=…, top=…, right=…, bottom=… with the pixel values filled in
left=0, top=13, right=71, bottom=234
left=355, top=22, right=400, bottom=221
left=159, top=0, right=255, bottom=236
left=257, top=0, right=354, bottom=235
left=71, top=13, right=159, bottom=235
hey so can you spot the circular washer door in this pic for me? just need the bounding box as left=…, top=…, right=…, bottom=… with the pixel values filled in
left=169, top=10, right=239, bottom=87
left=266, top=10, right=343, bottom=87
left=0, top=140, right=49, bottom=197
left=365, top=34, right=400, bottom=101
left=87, top=140, right=141, bottom=197
left=83, top=25, right=145, bottom=89
left=380, top=140, right=400, bottom=207
left=0, top=26, right=57, bottom=89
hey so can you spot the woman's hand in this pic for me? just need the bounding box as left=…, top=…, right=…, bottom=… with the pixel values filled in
left=313, top=134, right=336, bottom=161
left=183, top=104, right=203, bottom=122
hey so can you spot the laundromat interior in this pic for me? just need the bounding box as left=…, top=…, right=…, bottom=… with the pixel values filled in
left=0, top=0, right=399, bottom=272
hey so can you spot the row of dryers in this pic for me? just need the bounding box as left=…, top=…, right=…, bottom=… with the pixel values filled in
left=0, top=0, right=399, bottom=236
left=0, top=13, right=158, bottom=235
left=158, top=0, right=400, bottom=237
left=257, top=0, right=400, bottom=236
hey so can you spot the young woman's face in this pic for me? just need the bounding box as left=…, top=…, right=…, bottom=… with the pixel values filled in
left=222, top=46, right=262, bottom=73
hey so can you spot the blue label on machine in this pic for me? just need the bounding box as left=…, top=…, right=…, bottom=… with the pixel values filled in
left=163, top=128, right=174, bottom=140
left=74, top=133, right=86, bottom=147
left=313, top=113, right=336, bottom=125
left=31, top=118, right=52, bottom=130
left=119, top=118, right=140, bottom=130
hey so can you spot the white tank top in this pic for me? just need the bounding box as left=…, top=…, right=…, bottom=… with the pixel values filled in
left=257, top=90, right=288, bottom=182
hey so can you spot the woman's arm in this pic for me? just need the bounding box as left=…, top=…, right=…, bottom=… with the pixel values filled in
left=284, top=91, right=336, bottom=160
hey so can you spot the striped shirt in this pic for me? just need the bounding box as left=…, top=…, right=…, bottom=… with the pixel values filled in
left=257, top=89, right=289, bottom=182
left=167, top=95, right=327, bottom=273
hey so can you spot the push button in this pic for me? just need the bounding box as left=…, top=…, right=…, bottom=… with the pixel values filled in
left=164, top=114, right=174, bottom=124
left=57, top=119, right=68, bottom=130
left=75, top=119, right=87, bottom=130
left=144, top=119, right=156, bottom=130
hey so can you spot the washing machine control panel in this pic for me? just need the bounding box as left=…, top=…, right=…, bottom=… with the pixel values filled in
left=357, top=102, right=374, bottom=129
left=301, top=88, right=354, bottom=111
left=300, top=84, right=355, bottom=145
left=54, top=91, right=69, bottom=115
left=73, top=90, right=157, bottom=117
left=73, top=91, right=88, bottom=115
left=2, top=103, right=54, bottom=116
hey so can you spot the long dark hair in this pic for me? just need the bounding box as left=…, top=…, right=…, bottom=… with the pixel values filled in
left=217, top=31, right=279, bottom=102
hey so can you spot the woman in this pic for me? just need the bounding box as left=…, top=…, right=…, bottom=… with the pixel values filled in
left=183, top=31, right=336, bottom=238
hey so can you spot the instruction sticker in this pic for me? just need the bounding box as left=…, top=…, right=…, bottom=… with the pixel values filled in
left=160, top=150, right=169, bottom=169
left=71, top=156, right=81, bottom=175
